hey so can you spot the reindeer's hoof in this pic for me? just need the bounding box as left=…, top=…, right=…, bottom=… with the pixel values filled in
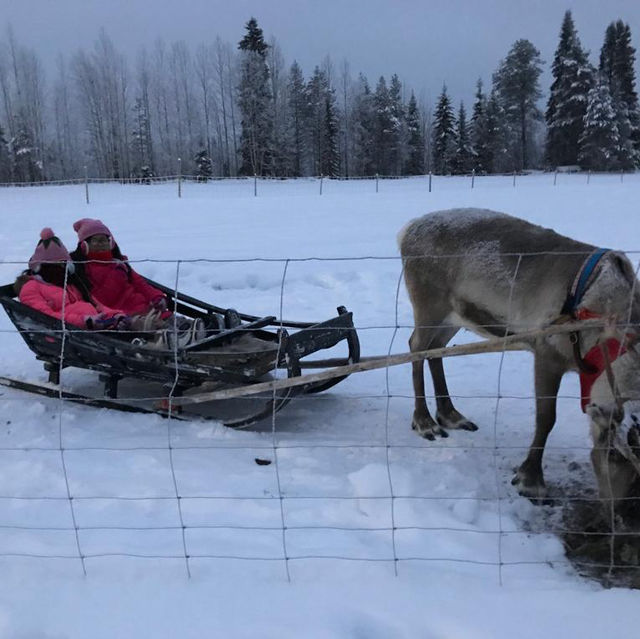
left=511, top=471, right=548, bottom=503
left=436, top=414, right=479, bottom=432
left=412, top=418, right=448, bottom=440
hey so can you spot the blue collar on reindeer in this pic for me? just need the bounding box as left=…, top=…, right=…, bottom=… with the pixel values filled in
left=560, top=248, right=612, bottom=379
left=561, top=248, right=611, bottom=317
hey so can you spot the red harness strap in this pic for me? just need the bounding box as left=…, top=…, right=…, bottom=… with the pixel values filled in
left=575, top=308, right=601, bottom=321
left=579, top=338, right=627, bottom=412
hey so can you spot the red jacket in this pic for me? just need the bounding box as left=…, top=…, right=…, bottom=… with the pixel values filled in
left=19, top=277, right=121, bottom=328
left=84, top=257, right=165, bottom=316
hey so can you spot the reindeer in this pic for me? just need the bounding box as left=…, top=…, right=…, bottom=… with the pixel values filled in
left=399, top=208, right=640, bottom=504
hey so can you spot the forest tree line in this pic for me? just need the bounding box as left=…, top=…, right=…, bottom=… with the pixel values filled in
left=0, top=11, right=638, bottom=183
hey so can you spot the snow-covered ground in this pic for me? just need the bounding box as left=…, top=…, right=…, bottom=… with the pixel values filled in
left=1, top=173, right=639, bottom=638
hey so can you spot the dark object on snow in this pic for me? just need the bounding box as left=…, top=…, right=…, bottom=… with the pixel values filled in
left=0, top=278, right=359, bottom=428
left=254, top=458, right=272, bottom=466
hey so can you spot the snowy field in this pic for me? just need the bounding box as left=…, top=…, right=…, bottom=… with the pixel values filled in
left=1, top=173, right=640, bottom=637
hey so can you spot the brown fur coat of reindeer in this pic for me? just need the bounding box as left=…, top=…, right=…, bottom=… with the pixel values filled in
left=399, top=208, right=640, bottom=505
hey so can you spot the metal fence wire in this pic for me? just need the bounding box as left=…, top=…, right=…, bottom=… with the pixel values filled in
left=0, top=169, right=637, bottom=200
left=0, top=247, right=639, bottom=583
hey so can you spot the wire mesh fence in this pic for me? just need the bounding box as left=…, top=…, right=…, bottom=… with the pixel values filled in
left=0, top=244, right=639, bottom=584
left=1, top=169, right=638, bottom=201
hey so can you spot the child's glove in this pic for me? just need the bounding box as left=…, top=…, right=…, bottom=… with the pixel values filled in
left=114, top=314, right=132, bottom=330
left=151, top=296, right=168, bottom=312
left=86, top=313, right=118, bottom=330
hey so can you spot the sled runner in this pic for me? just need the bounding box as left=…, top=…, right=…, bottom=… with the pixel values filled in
left=0, top=279, right=360, bottom=427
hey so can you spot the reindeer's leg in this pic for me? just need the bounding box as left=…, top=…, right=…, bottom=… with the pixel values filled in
left=512, top=352, right=564, bottom=500
left=409, top=316, right=448, bottom=441
left=427, top=329, right=479, bottom=432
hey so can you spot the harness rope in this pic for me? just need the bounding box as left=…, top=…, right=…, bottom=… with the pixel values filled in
left=171, top=319, right=608, bottom=406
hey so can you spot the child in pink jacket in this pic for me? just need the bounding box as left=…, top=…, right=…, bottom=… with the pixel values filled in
left=17, top=228, right=128, bottom=329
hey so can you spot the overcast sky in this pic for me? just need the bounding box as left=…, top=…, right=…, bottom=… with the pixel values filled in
left=4, top=0, right=640, bottom=108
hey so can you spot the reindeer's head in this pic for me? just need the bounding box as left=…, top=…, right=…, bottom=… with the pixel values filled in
left=582, top=315, right=640, bottom=518
left=587, top=400, right=640, bottom=520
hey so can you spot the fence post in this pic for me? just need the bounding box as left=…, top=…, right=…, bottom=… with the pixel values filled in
left=254, top=173, right=257, bottom=197
left=513, top=170, right=516, bottom=187
left=587, top=170, right=591, bottom=185
left=621, top=170, right=624, bottom=183
left=177, top=158, right=182, bottom=198
left=320, top=173, right=323, bottom=195
left=84, top=165, right=89, bottom=204
left=553, top=169, right=557, bottom=186
left=428, top=172, right=432, bottom=193
left=471, top=169, right=475, bottom=189
left=375, top=173, right=379, bottom=193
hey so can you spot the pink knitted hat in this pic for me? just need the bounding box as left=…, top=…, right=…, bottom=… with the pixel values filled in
left=28, top=228, right=72, bottom=271
left=73, top=218, right=112, bottom=243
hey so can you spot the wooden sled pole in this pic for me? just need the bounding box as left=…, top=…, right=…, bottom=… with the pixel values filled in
left=173, top=319, right=604, bottom=406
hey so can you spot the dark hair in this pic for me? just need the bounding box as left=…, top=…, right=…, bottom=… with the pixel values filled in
left=69, top=243, right=131, bottom=294
left=13, top=271, right=31, bottom=297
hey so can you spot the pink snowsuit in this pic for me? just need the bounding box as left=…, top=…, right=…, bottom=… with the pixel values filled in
left=19, top=277, right=121, bottom=328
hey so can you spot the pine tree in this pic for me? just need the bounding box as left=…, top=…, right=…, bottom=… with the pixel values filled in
left=578, top=74, right=620, bottom=170
left=431, top=85, right=456, bottom=174
left=302, top=65, right=341, bottom=177
left=238, top=17, right=268, bottom=54
left=470, top=79, right=489, bottom=173
left=306, top=66, right=326, bottom=175
left=545, top=10, right=594, bottom=167
left=321, top=92, right=340, bottom=176
left=373, top=76, right=393, bottom=174
left=486, top=89, right=510, bottom=173
left=493, top=39, right=544, bottom=170
left=351, top=74, right=376, bottom=176
left=613, top=98, right=636, bottom=169
left=600, top=23, right=617, bottom=87
left=613, top=23, right=638, bottom=112
left=404, top=92, right=425, bottom=174
left=194, top=148, right=213, bottom=181
left=388, top=74, right=405, bottom=174
left=452, top=102, right=473, bottom=174
left=237, top=17, right=274, bottom=176
left=599, top=20, right=640, bottom=164
left=287, top=61, right=307, bottom=176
